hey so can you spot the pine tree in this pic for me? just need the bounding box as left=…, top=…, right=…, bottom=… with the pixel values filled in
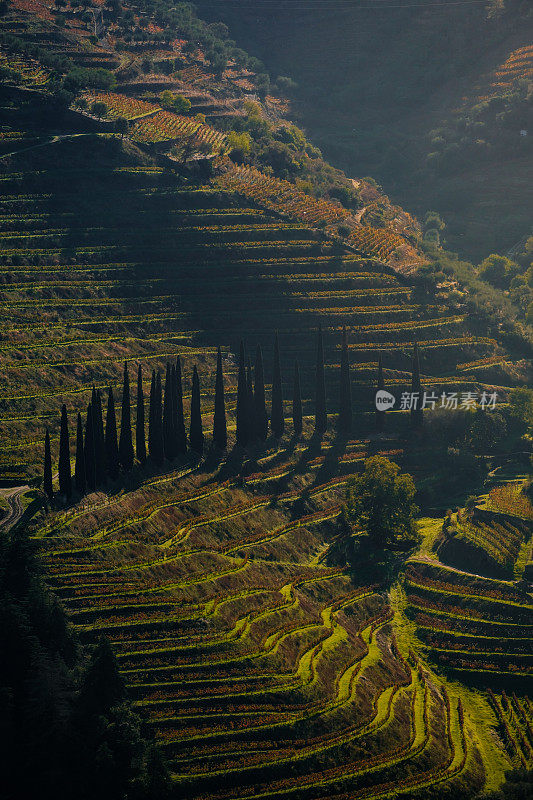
left=105, top=387, right=120, bottom=481
left=314, top=325, right=327, bottom=434
left=153, top=371, right=164, bottom=465
left=213, top=346, right=227, bottom=450
left=119, top=361, right=134, bottom=471
left=162, top=361, right=173, bottom=461
left=254, top=344, right=268, bottom=441
left=74, top=412, right=86, bottom=494
left=292, top=360, right=303, bottom=437
left=148, top=369, right=156, bottom=461
left=246, top=357, right=255, bottom=443
left=174, top=357, right=187, bottom=455
left=84, top=403, right=96, bottom=491
left=136, top=364, right=146, bottom=464
left=92, top=388, right=106, bottom=486
left=58, top=404, right=72, bottom=498
left=337, top=327, right=352, bottom=434
left=271, top=332, right=284, bottom=438
left=189, top=364, right=204, bottom=453
left=43, top=428, right=53, bottom=501
left=376, top=354, right=385, bottom=432
left=411, top=343, right=423, bottom=429
left=236, top=340, right=248, bottom=447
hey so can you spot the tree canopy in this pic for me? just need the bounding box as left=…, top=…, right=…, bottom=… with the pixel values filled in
left=344, top=456, right=419, bottom=548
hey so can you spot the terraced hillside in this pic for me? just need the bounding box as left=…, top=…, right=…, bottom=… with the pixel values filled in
left=0, top=100, right=518, bottom=481
left=404, top=476, right=533, bottom=690
left=29, top=441, right=491, bottom=800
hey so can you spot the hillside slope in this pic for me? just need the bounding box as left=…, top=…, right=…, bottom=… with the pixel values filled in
left=196, top=0, right=533, bottom=260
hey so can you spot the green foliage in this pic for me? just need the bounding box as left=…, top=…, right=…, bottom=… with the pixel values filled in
left=91, top=101, right=108, bottom=120
left=345, top=456, right=419, bottom=548
left=508, top=387, right=533, bottom=434
left=479, top=253, right=520, bottom=289
left=468, top=409, right=507, bottom=451
left=227, top=130, right=252, bottom=163
left=159, top=90, right=191, bottom=113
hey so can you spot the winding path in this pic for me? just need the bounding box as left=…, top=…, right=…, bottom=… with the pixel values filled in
left=0, top=485, right=30, bottom=532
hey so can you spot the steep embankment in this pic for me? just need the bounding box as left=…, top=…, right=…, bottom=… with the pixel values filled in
left=196, top=0, right=533, bottom=260
left=0, top=113, right=515, bottom=481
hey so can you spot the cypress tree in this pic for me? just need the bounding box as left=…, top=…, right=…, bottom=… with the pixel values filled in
left=174, top=357, right=187, bottom=455
left=162, top=362, right=173, bottom=461
left=153, top=371, right=164, bottom=465
left=254, top=344, right=268, bottom=441
left=411, top=343, right=423, bottom=429
left=236, top=340, right=248, bottom=447
left=148, top=369, right=156, bottom=461
left=84, top=403, right=96, bottom=491
left=119, top=361, right=134, bottom=471
left=271, top=332, right=284, bottom=438
left=58, top=404, right=72, bottom=498
left=136, top=364, right=146, bottom=464
left=292, top=360, right=303, bottom=437
left=43, top=428, right=53, bottom=501
left=74, top=412, right=86, bottom=494
left=92, top=388, right=106, bottom=486
left=246, top=357, right=255, bottom=443
left=337, top=326, right=352, bottom=434
left=376, top=354, right=386, bottom=432
left=189, top=364, right=204, bottom=453
left=169, top=363, right=178, bottom=457
left=105, top=387, right=120, bottom=481
left=314, top=325, right=327, bottom=434
left=213, top=346, right=227, bottom=450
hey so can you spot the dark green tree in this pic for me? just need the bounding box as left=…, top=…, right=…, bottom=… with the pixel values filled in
left=169, top=363, right=178, bottom=457
left=246, top=356, right=255, bottom=443
left=58, top=404, right=72, bottom=498
left=292, top=360, right=303, bottom=437
left=136, top=364, right=146, bottom=464
left=254, top=344, right=268, bottom=441
left=74, top=412, right=86, bottom=494
left=162, top=362, right=173, bottom=461
left=43, top=428, right=53, bottom=501
left=105, top=387, right=120, bottom=481
left=236, top=340, right=248, bottom=447
left=189, top=364, right=204, bottom=453
left=148, top=369, right=156, bottom=461
left=152, top=371, right=164, bottom=465
left=271, top=332, right=284, bottom=438
left=174, top=357, right=187, bottom=455
left=337, top=327, right=352, bottom=434
left=314, top=325, right=327, bottom=434
left=345, top=456, right=419, bottom=549
left=84, top=403, right=96, bottom=491
left=411, top=343, right=423, bottom=429
left=213, top=346, right=227, bottom=450
left=376, top=354, right=386, bottom=432
left=119, top=362, right=134, bottom=470
left=92, top=388, right=106, bottom=486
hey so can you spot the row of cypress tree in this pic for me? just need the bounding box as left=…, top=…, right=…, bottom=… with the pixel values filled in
left=44, top=335, right=423, bottom=500
left=44, top=356, right=211, bottom=501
